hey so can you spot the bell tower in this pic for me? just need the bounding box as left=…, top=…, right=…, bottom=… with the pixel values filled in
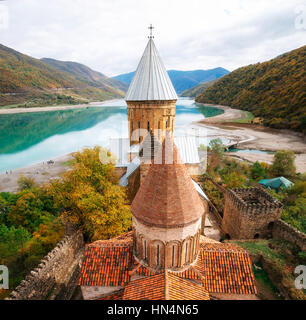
left=125, top=25, right=177, bottom=145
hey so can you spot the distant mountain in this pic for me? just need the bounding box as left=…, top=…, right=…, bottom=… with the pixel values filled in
left=0, top=44, right=125, bottom=107
left=41, top=58, right=128, bottom=93
left=113, top=68, right=229, bottom=94
left=180, top=79, right=217, bottom=97
left=196, top=45, right=306, bottom=133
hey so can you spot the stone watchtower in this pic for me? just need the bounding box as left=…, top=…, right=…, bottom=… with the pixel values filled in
left=131, top=134, right=204, bottom=272
left=125, top=29, right=177, bottom=146
left=222, top=187, right=283, bottom=239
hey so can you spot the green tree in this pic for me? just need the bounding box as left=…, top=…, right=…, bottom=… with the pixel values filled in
left=209, top=138, right=225, bottom=159
left=0, top=225, right=31, bottom=264
left=270, top=150, right=296, bottom=177
left=251, top=161, right=266, bottom=180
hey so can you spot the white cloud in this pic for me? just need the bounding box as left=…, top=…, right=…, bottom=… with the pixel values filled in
left=0, top=0, right=305, bottom=76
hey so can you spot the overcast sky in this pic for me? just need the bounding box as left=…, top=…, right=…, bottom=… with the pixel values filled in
left=0, top=0, right=305, bottom=76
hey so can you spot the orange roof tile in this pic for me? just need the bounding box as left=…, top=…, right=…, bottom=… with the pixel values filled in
left=123, top=272, right=210, bottom=300
left=97, top=290, right=124, bottom=300
left=167, top=272, right=210, bottom=300
left=199, top=244, right=257, bottom=295
left=78, top=244, right=133, bottom=287
left=131, top=134, right=203, bottom=228
left=78, top=232, right=257, bottom=298
left=123, top=274, right=166, bottom=300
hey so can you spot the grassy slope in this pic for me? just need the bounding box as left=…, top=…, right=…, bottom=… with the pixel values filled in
left=113, top=68, right=230, bottom=94
left=196, top=45, right=306, bottom=133
left=0, top=44, right=124, bottom=107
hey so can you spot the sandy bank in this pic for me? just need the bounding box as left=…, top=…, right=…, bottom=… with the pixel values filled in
left=195, top=102, right=249, bottom=123
left=0, top=153, right=73, bottom=193
left=0, top=99, right=121, bottom=114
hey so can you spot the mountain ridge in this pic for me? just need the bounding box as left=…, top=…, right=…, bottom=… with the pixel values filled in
left=113, top=67, right=229, bottom=94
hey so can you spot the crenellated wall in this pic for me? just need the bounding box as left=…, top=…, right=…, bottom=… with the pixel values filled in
left=8, top=231, right=84, bottom=300
left=222, top=187, right=283, bottom=239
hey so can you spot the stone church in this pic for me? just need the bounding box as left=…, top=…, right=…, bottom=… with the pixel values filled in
left=78, top=31, right=257, bottom=300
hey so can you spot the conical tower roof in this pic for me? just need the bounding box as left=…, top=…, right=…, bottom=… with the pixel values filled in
left=125, top=38, right=177, bottom=101
left=131, top=133, right=203, bottom=228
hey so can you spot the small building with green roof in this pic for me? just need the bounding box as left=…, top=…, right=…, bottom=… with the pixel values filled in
left=259, top=177, right=294, bottom=192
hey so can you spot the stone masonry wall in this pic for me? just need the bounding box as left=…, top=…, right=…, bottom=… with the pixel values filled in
left=127, top=100, right=176, bottom=145
left=8, top=231, right=84, bottom=300
left=222, top=187, right=283, bottom=239
left=272, top=220, right=306, bottom=251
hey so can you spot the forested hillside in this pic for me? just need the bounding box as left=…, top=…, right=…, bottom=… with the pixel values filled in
left=41, top=58, right=127, bottom=92
left=0, top=44, right=125, bottom=107
left=180, top=79, right=217, bottom=97
left=196, top=46, right=306, bottom=133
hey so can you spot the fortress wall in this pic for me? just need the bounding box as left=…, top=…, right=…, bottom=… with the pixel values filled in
left=272, top=220, right=306, bottom=251
left=8, top=231, right=84, bottom=300
left=222, top=188, right=283, bottom=239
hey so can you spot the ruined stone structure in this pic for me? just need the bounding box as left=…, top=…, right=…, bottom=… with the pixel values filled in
left=8, top=231, right=84, bottom=300
left=222, top=187, right=283, bottom=239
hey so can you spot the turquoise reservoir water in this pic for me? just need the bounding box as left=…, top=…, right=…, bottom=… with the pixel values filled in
left=0, top=98, right=223, bottom=172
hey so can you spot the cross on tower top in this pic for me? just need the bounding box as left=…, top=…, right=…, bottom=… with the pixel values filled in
left=148, top=24, right=154, bottom=39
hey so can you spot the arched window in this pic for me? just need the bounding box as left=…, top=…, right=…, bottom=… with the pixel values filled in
left=156, top=245, right=160, bottom=265
left=144, top=240, right=147, bottom=259
left=254, top=233, right=260, bottom=239
left=172, top=245, right=175, bottom=266
left=185, top=242, right=188, bottom=263
left=268, top=222, right=274, bottom=231
left=147, top=121, right=150, bottom=132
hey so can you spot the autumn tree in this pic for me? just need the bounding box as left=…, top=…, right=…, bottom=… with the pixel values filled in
left=48, top=147, right=131, bottom=241
left=209, top=138, right=225, bottom=159
left=270, top=150, right=296, bottom=177
left=250, top=161, right=266, bottom=180
left=17, top=175, right=35, bottom=191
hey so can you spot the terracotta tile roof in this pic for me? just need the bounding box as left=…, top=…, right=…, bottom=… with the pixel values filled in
left=167, top=272, right=210, bottom=300
left=90, top=231, right=133, bottom=247
left=78, top=244, right=133, bottom=286
left=123, top=274, right=166, bottom=300
left=97, top=290, right=124, bottom=300
left=79, top=232, right=257, bottom=298
left=131, top=134, right=204, bottom=228
left=199, top=244, right=257, bottom=295
left=123, top=272, right=210, bottom=300
left=174, top=265, right=203, bottom=281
